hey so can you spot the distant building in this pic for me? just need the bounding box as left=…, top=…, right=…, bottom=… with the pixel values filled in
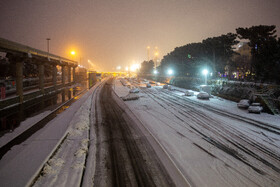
left=231, top=42, right=252, bottom=80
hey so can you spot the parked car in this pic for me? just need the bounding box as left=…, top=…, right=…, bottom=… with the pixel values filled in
left=168, top=85, right=175, bottom=91
left=185, top=91, right=194, bottom=96
left=163, top=84, right=168, bottom=89
left=142, top=79, right=149, bottom=84
left=197, top=92, right=210, bottom=99
left=129, top=88, right=140, bottom=93
left=146, top=83, right=151, bottom=88
left=248, top=103, right=263, bottom=114
left=237, top=99, right=250, bottom=109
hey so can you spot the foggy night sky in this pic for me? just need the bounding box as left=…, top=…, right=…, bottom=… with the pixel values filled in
left=0, top=0, right=280, bottom=71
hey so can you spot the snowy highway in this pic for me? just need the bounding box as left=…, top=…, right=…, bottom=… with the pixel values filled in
left=0, top=77, right=280, bottom=187
left=116, top=79, right=280, bottom=186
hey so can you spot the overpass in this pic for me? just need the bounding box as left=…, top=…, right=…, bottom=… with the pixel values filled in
left=90, top=71, right=132, bottom=78
left=0, top=37, right=79, bottom=105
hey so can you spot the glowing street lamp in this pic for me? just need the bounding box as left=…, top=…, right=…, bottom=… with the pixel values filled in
left=153, top=69, right=158, bottom=74
left=167, top=69, right=173, bottom=75
left=70, top=50, right=76, bottom=62
left=202, top=69, right=209, bottom=85
left=130, top=64, right=140, bottom=72
left=71, top=51, right=76, bottom=55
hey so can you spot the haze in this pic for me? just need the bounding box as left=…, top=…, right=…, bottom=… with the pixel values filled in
left=0, top=0, right=280, bottom=71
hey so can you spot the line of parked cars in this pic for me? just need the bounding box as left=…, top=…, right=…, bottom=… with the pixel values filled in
left=237, top=99, right=263, bottom=114
left=130, top=80, right=263, bottom=114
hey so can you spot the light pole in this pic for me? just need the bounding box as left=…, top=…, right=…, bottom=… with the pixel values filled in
left=46, top=38, right=51, bottom=54
left=167, top=69, right=173, bottom=76
left=154, top=50, right=159, bottom=72
left=202, top=69, right=208, bottom=85
left=147, top=46, right=150, bottom=61
left=70, top=51, right=76, bottom=61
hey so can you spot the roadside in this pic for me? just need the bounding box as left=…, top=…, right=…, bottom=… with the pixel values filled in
left=0, top=81, right=101, bottom=187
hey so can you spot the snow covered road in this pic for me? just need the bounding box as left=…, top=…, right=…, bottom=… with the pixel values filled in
left=1, top=77, right=279, bottom=187
left=1, top=78, right=183, bottom=187
left=115, top=78, right=280, bottom=187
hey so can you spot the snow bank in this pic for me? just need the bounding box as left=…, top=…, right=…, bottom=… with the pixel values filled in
left=33, top=92, right=92, bottom=186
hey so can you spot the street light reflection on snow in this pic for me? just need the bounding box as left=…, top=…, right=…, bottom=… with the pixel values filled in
left=167, top=69, right=173, bottom=75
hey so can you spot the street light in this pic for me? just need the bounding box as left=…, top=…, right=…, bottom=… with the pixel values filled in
left=70, top=51, right=76, bottom=61
left=147, top=46, right=150, bottom=61
left=153, top=69, right=158, bottom=74
left=130, top=64, right=140, bottom=72
left=167, top=69, right=173, bottom=75
left=46, top=38, right=51, bottom=54
left=202, top=69, right=208, bottom=85
left=154, top=51, right=159, bottom=70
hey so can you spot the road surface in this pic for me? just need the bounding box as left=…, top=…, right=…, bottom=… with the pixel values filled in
left=1, top=78, right=279, bottom=187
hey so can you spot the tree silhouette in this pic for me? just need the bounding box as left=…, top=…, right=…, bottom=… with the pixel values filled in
left=236, top=25, right=278, bottom=82
left=139, top=60, right=154, bottom=75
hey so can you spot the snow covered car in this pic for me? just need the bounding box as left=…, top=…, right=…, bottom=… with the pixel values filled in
left=142, top=79, right=149, bottom=84
left=248, top=103, right=263, bottom=114
left=122, top=93, right=140, bottom=101
left=168, top=85, right=175, bottom=91
left=185, top=91, right=194, bottom=96
left=129, top=88, right=140, bottom=93
left=237, top=99, right=250, bottom=109
left=163, top=84, right=168, bottom=89
left=197, top=92, right=210, bottom=99
left=146, top=83, right=151, bottom=88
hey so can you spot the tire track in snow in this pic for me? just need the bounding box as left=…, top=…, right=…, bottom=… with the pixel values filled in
left=140, top=87, right=280, bottom=183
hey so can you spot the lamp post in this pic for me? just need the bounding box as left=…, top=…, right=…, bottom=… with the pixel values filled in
left=202, top=69, right=208, bottom=85
left=154, top=50, right=159, bottom=74
left=46, top=38, right=51, bottom=53
left=70, top=51, right=76, bottom=61
left=167, top=69, right=173, bottom=76
left=147, top=46, right=150, bottom=61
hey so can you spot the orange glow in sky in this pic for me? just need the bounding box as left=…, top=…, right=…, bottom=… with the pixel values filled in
left=1, top=0, right=280, bottom=71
